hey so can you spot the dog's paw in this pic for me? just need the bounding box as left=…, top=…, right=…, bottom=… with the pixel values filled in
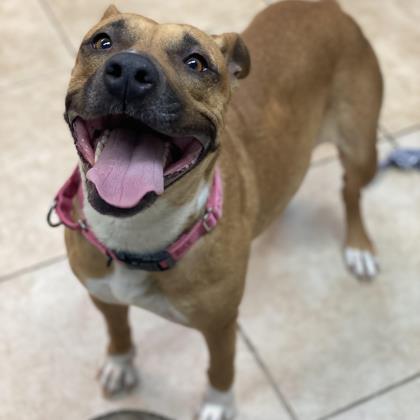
left=197, top=403, right=232, bottom=420
left=196, top=385, right=236, bottom=420
left=344, top=247, right=379, bottom=280
left=98, top=348, right=138, bottom=398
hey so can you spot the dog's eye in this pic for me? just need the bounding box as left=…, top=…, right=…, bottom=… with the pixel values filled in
left=92, top=33, right=113, bottom=50
left=184, top=54, right=208, bottom=72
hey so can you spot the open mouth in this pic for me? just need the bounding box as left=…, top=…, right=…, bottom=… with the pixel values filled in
left=71, top=115, right=206, bottom=209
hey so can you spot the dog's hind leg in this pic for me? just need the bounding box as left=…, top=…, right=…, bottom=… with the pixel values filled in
left=90, top=296, right=138, bottom=397
left=319, top=88, right=380, bottom=281
left=330, top=16, right=383, bottom=280
left=338, top=143, right=379, bottom=280
left=337, top=79, right=381, bottom=279
left=197, top=319, right=237, bottom=420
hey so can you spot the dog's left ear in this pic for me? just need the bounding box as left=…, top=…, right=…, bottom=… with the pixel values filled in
left=213, top=33, right=251, bottom=80
left=101, top=4, right=121, bottom=20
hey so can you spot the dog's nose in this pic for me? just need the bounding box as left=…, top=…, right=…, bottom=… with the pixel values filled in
left=103, top=52, right=159, bottom=101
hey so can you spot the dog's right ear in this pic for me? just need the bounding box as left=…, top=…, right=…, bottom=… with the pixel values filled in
left=101, top=4, right=121, bottom=20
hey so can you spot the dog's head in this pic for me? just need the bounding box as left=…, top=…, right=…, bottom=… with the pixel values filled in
left=65, top=5, right=250, bottom=216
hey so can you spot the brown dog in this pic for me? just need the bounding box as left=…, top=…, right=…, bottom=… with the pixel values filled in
left=61, top=1, right=382, bottom=418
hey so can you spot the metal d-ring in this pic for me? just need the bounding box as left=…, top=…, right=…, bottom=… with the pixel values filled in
left=202, top=207, right=214, bottom=233
left=46, top=200, right=63, bottom=228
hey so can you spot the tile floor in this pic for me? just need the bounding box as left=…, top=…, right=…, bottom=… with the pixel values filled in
left=0, top=1, right=419, bottom=419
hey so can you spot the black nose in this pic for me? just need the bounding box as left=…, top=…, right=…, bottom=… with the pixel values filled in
left=103, top=52, right=159, bottom=101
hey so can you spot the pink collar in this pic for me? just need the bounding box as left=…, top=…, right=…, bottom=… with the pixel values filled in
left=47, top=166, right=223, bottom=271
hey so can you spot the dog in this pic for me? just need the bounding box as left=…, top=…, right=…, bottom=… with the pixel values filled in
left=57, top=1, right=383, bottom=418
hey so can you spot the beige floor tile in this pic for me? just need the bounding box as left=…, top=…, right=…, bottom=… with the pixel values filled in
left=333, top=378, right=420, bottom=420
left=264, top=0, right=420, bottom=132
left=395, top=127, right=420, bottom=148
left=0, top=0, right=72, bottom=90
left=0, top=72, right=76, bottom=278
left=239, top=142, right=420, bottom=419
left=311, top=143, right=338, bottom=165
left=338, top=0, right=420, bottom=132
left=45, top=0, right=266, bottom=51
left=0, top=260, right=287, bottom=420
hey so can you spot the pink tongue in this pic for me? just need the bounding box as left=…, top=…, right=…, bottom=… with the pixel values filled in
left=87, top=128, right=165, bottom=208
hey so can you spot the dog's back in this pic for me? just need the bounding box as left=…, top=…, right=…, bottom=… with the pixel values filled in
left=223, top=0, right=383, bottom=235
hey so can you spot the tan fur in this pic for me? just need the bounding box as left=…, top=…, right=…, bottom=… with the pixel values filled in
left=64, top=0, right=382, bottom=410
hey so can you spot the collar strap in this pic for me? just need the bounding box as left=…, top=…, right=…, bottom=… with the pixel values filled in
left=48, top=166, right=223, bottom=271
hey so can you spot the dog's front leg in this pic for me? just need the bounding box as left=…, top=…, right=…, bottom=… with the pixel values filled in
left=90, top=295, right=138, bottom=398
left=197, top=319, right=237, bottom=420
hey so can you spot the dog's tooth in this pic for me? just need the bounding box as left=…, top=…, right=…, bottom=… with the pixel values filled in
left=94, top=130, right=111, bottom=162
left=95, top=143, right=103, bottom=162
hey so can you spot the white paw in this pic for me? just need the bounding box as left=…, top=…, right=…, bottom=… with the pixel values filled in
left=197, top=385, right=236, bottom=420
left=98, top=348, right=138, bottom=397
left=344, top=247, right=379, bottom=279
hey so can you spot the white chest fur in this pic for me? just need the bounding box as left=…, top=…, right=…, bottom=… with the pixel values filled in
left=81, top=171, right=210, bottom=325
left=83, top=180, right=210, bottom=255
left=86, top=264, right=187, bottom=324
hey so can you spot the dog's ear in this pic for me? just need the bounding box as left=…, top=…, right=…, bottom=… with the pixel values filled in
left=213, top=33, right=251, bottom=80
left=101, top=4, right=121, bottom=20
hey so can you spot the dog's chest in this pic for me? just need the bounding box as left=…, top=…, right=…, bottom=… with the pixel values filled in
left=86, top=265, right=187, bottom=324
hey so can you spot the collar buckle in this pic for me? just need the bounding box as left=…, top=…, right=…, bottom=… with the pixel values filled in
left=113, top=249, right=176, bottom=271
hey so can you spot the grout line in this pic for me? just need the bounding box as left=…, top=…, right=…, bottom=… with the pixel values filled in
left=391, top=124, right=420, bottom=140
left=0, top=255, right=67, bottom=283
left=37, top=0, right=76, bottom=58
left=310, top=132, right=394, bottom=170
left=238, top=323, right=300, bottom=420
left=379, top=124, right=399, bottom=149
left=315, top=371, right=420, bottom=420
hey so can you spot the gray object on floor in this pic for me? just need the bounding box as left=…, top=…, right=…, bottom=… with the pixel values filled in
left=380, top=148, right=420, bottom=170
left=91, top=410, right=174, bottom=420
